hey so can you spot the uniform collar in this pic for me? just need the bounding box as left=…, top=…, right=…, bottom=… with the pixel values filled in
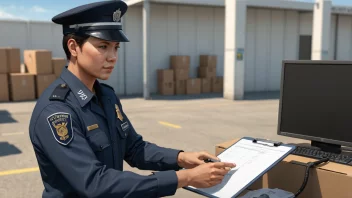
left=60, top=67, right=95, bottom=107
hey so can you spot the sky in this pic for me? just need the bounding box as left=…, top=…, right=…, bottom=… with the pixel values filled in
left=0, top=0, right=352, bottom=21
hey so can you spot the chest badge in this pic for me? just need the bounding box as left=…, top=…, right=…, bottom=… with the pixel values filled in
left=115, top=104, right=124, bottom=121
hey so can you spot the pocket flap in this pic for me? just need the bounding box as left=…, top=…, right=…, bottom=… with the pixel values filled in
left=86, top=130, right=111, bottom=152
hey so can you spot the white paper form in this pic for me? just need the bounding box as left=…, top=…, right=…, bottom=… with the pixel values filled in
left=186, top=138, right=294, bottom=198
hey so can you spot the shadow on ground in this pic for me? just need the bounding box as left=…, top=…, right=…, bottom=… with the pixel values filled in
left=0, top=110, right=17, bottom=124
left=0, top=142, right=22, bottom=157
left=243, top=91, right=280, bottom=100
left=118, top=93, right=224, bottom=101
left=117, top=91, right=281, bottom=101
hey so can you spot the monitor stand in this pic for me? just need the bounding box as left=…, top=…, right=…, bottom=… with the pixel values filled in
left=311, top=140, right=341, bottom=154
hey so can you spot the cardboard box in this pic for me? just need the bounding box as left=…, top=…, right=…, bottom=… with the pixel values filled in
left=24, top=50, right=52, bottom=74
left=170, top=55, right=190, bottom=69
left=0, top=49, right=8, bottom=73
left=186, top=78, right=201, bottom=95
left=215, top=139, right=352, bottom=198
left=200, top=55, right=217, bottom=68
left=175, top=80, right=186, bottom=95
left=198, top=66, right=216, bottom=78
left=35, top=74, right=56, bottom=98
left=158, top=81, right=174, bottom=95
left=201, top=78, right=211, bottom=93
left=211, top=76, right=223, bottom=93
left=52, top=58, right=67, bottom=77
left=157, top=69, right=173, bottom=83
left=0, top=74, right=9, bottom=102
left=174, top=68, right=189, bottom=81
left=9, top=73, right=35, bottom=101
left=0, top=48, right=21, bottom=73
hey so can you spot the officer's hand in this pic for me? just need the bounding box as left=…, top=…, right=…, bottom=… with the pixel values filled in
left=187, top=162, right=236, bottom=188
left=177, top=151, right=220, bottom=169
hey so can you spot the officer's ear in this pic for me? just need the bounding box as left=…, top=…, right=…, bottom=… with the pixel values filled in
left=67, top=38, right=79, bottom=58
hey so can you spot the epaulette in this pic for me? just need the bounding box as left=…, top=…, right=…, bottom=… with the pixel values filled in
left=101, top=83, right=115, bottom=91
left=49, top=83, right=71, bottom=101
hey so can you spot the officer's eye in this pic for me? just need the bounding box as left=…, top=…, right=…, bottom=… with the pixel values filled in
left=115, top=46, right=120, bottom=50
left=99, top=45, right=107, bottom=49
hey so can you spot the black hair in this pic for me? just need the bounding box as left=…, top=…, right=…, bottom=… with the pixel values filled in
left=62, top=33, right=90, bottom=60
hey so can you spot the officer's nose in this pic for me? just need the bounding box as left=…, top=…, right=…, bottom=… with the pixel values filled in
left=107, top=48, right=118, bottom=62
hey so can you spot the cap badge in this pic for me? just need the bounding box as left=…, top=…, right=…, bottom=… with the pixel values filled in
left=113, top=9, right=121, bottom=22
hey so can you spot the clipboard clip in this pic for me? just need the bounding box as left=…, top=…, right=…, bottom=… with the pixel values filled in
left=252, top=138, right=282, bottom=147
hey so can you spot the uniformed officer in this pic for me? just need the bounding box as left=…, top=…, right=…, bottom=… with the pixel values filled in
left=29, top=1, right=236, bottom=197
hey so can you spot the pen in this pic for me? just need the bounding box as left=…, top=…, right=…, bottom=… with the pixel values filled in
left=204, top=158, right=221, bottom=163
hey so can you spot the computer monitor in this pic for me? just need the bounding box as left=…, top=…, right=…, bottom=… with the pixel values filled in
left=278, top=60, right=352, bottom=153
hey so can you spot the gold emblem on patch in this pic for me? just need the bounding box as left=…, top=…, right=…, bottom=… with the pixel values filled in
left=53, top=122, right=69, bottom=141
left=115, top=104, right=124, bottom=121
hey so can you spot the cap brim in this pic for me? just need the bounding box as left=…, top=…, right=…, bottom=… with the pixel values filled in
left=85, top=29, right=129, bottom=42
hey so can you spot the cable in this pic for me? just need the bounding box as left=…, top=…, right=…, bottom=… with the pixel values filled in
left=294, top=158, right=329, bottom=197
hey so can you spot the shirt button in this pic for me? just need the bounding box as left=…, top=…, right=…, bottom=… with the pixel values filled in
left=61, top=83, right=67, bottom=88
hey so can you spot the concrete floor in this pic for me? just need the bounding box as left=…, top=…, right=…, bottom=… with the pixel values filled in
left=0, top=93, right=306, bottom=198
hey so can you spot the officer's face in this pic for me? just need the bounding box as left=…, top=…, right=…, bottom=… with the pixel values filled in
left=76, top=37, right=119, bottom=80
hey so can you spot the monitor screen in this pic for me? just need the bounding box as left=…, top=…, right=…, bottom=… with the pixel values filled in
left=278, top=61, right=352, bottom=147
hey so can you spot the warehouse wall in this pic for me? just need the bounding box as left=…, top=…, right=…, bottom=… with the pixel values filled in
left=0, top=20, right=123, bottom=95
left=245, top=8, right=302, bottom=92
left=124, top=4, right=225, bottom=95
left=335, top=15, right=352, bottom=60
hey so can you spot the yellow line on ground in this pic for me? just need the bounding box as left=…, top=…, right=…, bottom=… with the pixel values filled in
left=0, top=167, right=39, bottom=176
left=158, top=121, right=182, bottom=129
left=1, top=132, right=24, bottom=136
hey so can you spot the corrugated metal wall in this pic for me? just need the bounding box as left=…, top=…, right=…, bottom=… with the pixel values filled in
left=245, top=8, right=302, bottom=92
left=124, top=4, right=225, bottom=95
left=335, top=15, right=352, bottom=60
left=0, top=20, right=64, bottom=62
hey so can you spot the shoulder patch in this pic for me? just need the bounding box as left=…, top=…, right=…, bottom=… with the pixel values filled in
left=49, top=83, right=70, bottom=101
left=47, top=112, right=74, bottom=145
left=101, top=83, right=114, bottom=91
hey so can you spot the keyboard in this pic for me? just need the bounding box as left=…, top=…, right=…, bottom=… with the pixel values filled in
left=291, top=146, right=352, bottom=166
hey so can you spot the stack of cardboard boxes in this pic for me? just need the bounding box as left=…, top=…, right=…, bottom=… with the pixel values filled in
left=198, top=55, right=223, bottom=93
left=0, top=47, right=67, bottom=102
left=157, top=55, right=223, bottom=96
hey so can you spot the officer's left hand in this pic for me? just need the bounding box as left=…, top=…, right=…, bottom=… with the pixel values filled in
left=177, top=151, right=220, bottom=169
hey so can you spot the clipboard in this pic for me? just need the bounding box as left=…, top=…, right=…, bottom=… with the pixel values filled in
left=183, top=137, right=296, bottom=198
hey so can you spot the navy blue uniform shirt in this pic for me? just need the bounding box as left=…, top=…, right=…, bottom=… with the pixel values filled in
left=29, top=67, right=183, bottom=198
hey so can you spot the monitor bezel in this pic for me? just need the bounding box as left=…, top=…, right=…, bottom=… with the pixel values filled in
left=277, top=60, right=352, bottom=148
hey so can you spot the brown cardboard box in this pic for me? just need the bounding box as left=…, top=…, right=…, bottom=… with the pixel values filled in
left=201, top=78, right=211, bottom=93
left=157, top=69, right=173, bottom=83
left=0, top=48, right=21, bottom=73
left=35, top=74, right=56, bottom=98
left=175, top=80, right=186, bottom=95
left=158, top=81, right=174, bottom=95
left=198, top=66, right=216, bottom=78
left=52, top=58, right=67, bottom=77
left=9, top=73, right=35, bottom=101
left=24, top=50, right=52, bottom=74
left=174, top=68, right=189, bottom=81
left=0, top=49, right=8, bottom=73
left=211, top=77, right=223, bottom=93
left=170, top=56, right=190, bottom=69
left=200, top=55, right=217, bottom=67
left=215, top=139, right=352, bottom=198
left=186, top=78, right=201, bottom=95
left=0, top=74, right=9, bottom=102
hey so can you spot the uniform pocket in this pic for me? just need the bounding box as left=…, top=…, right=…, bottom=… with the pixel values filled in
left=86, top=130, right=111, bottom=152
